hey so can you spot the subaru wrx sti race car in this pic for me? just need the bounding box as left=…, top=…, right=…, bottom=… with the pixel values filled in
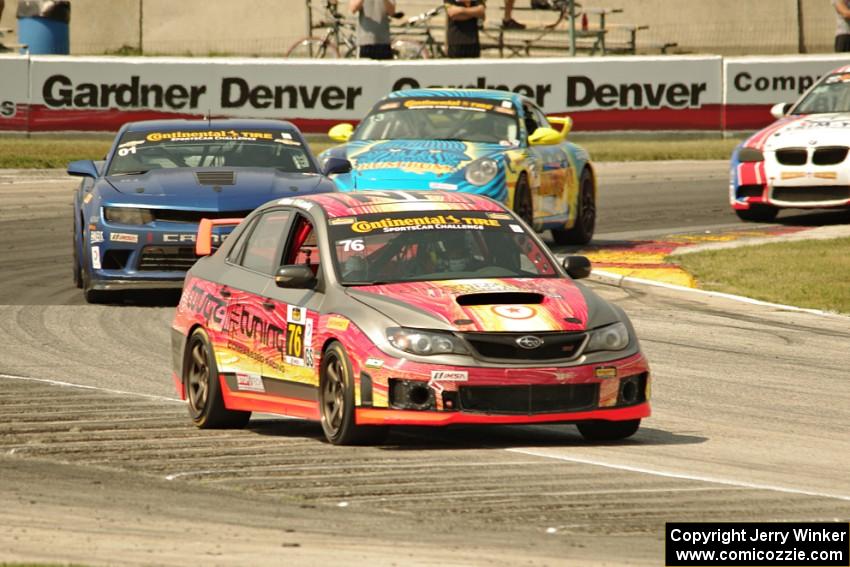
left=731, top=65, right=850, bottom=221
left=171, top=190, right=650, bottom=445
left=321, top=89, right=597, bottom=245
left=69, top=119, right=347, bottom=303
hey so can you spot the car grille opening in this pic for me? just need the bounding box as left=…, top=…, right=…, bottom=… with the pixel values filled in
left=138, top=246, right=198, bottom=272
left=456, top=292, right=544, bottom=306
left=195, top=171, right=236, bottom=186
left=812, top=146, right=848, bottom=166
left=771, top=186, right=850, bottom=203
left=461, top=332, right=587, bottom=361
left=775, top=148, right=807, bottom=166
left=458, top=383, right=598, bottom=414
left=102, top=249, right=131, bottom=270
left=151, top=209, right=252, bottom=223
left=736, top=185, right=764, bottom=199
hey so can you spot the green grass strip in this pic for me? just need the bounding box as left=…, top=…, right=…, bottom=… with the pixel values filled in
left=0, top=137, right=743, bottom=169
left=674, top=238, right=850, bottom=314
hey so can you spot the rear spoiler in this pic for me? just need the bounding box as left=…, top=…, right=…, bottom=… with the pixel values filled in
left=195, top=218, right=244, bottom=257
left=547, top=116, right=573, bottom=139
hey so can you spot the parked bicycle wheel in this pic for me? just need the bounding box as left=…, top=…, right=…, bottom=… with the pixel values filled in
left=392, top=39, right=426, bottom=59
left=286, top=37, right=339, bottom=58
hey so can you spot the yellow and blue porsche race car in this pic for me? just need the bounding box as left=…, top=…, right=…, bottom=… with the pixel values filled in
left=320, top=89, right=596, bottom=245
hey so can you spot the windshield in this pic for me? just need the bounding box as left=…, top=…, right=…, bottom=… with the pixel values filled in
left=329, top=210, right=557, bottom=285
left=793, top=73, right=850, bottom=114
left=352, top=97, right=520, bottom=145
left=107, top=128, right=316, bottom=175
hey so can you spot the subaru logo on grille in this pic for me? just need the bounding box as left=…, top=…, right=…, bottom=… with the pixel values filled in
left=516, top=335, right=543, bottom=349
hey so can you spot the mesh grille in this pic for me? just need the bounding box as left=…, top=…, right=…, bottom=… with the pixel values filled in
left=737, top=185, right=764, bottom=199
left=775, top=148, right=807, bottom=166
left=461, top=332, right=587, bottom=361
left=138, top=246, right=198, bottom=272
left=812, top=147, right=848, bottom=166
left=772, top=187, right=850, bottom=203
left=458, top=384, right=598, bottom=415
left=151, top=209, right=252, bottom=223
left=195, top=171, right=236, bottom=186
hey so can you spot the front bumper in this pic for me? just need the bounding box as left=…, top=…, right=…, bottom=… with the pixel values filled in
left=355, top=402, right=649, bottom=426
left=353, top=351, right=651, bottom=426
left=732, top=159, right=850, bottom=210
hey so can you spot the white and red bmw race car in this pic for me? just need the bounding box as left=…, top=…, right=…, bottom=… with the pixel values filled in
left=730, top=65, right=850, bottom=221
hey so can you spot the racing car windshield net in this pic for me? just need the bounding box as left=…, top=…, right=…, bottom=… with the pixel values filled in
left=353, top=98, right=520, bottom=145
left=329, top=210, right=558, bottom=285
left=106, top=129, right=316, bottom=175
left=793, top=73, right=850, bottom=114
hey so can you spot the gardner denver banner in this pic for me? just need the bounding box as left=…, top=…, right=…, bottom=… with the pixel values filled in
left=387, top=56, right=723, bottom=131
left=26, top=56, right=387, bottom=132
left=3, top=54, right=849, bottom=134
left=17, top=55, right=723, bottom=133
left=0, top=55, right=30, bottom=131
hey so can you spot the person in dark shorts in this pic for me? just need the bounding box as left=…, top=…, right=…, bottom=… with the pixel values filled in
left=350, top=0, right=396, bottom=59
left=445, top=0, right=485, bottom=58
left=834, top=0, right=850, bottom=52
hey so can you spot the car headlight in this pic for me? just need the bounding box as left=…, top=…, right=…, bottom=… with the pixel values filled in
left=738, top=147, right=764, bottom=162
left=464, top=158, right=499, bottom=186
left=585, top=322, right=630, bottom=352
left=387, top=327, right=469, bottom=356
left=103, top=207, right=154, bottom=225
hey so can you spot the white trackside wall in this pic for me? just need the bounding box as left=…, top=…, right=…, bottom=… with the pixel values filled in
left=2, top=54, right=850, bottom=134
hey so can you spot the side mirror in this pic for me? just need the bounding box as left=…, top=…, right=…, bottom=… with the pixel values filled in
left=328, top=123, right=354, bottom=143
left=322, top=157, right=353, bottom=176
left=562, top=255, right=592, bottom=279
left=275, top=264, right=316, bottom=289
left=770, top=102, right=792, bottom=120
left=67, top=159, right=100, bottom=178
left=547, top=115, right=573, bottom=138
left=528, top=127, right=563, bottom=146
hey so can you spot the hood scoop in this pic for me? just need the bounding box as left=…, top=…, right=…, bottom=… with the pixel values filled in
left=196, top=171, right=235, bottom=186
left=457, top=292, right=544, bottom=306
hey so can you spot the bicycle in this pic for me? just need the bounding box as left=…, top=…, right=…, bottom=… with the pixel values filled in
left=390, top=5, right=446, bottom=60
left=287, top=0, right=408, bottom=59
left=286, top=0, right=358, bottom=58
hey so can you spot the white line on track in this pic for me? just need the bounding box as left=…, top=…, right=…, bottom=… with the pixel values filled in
left=506, top=448, right=850, bottom=502
left=591, top=269, right=850, bottom=320
left=0, top=372, right=183, bottom=403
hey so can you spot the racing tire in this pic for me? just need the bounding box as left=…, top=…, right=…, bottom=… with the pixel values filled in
left=735, top=205, right=778, bottom=223
left=72, top=219, right=82, bottom=289
left=319, top=341, right=386, bottom=445
left=576, top=419, right=640, bottom=442
left=512, top=174, right=534, bottom=227
left=286, top=37, right=339, bottom=58
left=81, top=261, right=109, bottom=304
left=185, top=328, right=251, bottom=429
left=552, top=168, right=595, bottom=246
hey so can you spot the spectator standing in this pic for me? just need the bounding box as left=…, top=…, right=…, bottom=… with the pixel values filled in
left=834, top=0, right=850, bottom=52
left=445, top=0, right=485, bottom=58
left=502, top=0, right=554, bottom=30
left=350, top=0, right=396, bottom=59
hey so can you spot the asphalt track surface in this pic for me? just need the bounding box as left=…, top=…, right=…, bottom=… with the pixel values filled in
left=1, top=163, right=849, bottom=566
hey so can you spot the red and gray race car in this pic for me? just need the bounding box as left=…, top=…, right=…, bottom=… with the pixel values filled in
left=171, top=190, right=650, bottom=445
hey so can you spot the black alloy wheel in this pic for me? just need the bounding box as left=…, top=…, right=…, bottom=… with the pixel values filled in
left=512, top=174, right=534, bottom=227
left=552, top=168, right=595, bottom=245
left=320, top=341, right=385, bottom=445
left=185, top=328, right=251, bottom=429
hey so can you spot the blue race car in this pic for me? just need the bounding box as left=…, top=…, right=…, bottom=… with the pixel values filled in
left=68, top=119, right=348, bottom=303
left=320, top=89, right=597, bottom=245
